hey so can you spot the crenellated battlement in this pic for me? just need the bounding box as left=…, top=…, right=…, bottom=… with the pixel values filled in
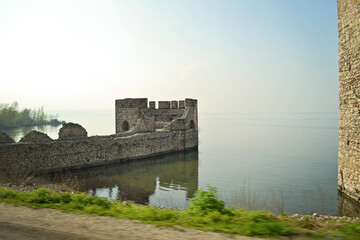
left=115, top=98, right=198, bottom=135
left=115, top=98, right=197, bottom=110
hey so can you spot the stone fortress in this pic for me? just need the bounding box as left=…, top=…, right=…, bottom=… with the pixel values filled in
left=337, top=0, right=360, bottom=201
left=0, top=98, right=198, bottom=174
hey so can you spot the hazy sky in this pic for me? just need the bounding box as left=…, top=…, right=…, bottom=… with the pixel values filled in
left=0, top=0, right=338, bottom=113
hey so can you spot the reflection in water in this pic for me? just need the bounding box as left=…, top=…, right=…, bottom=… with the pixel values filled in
left=53, top=151, right=199, bottom=208
left=338, top=190, right=360, bottom=218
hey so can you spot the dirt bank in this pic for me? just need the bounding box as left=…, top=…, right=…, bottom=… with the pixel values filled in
left=0, top=203, right=265, bottom=240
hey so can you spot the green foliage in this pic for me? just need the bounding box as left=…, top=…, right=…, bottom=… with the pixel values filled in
left=28, top=188, right=62, bottom=204
left=1, top=186, right=360, bottom=239
left=187, top=186, right=232, bottom=215
left=183, top=187, right=295, bottom=236
left=299, top=215, right=317, bottom=229
left=244, top=211, right=292, bottom=236
left=337, top=223, right=360, bottom=239
left=0, top=101, right=53, bottom=128
left=279, top=212, right=288, bottom=217
left=0, top=188, right=21, bottom=199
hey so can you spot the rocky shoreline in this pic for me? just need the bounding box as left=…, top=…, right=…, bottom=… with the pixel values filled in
left=290, top=213, right=358, bottom=222
left=0, top=183, right=38, bottom=192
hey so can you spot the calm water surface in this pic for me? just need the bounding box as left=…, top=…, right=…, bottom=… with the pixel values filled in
left=4, top=111, right=340, bottom=215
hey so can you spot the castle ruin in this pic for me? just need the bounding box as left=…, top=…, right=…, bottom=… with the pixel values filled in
left=0, top=98, right=198, bottom=174
left=115, top=98, right=198, bottom=136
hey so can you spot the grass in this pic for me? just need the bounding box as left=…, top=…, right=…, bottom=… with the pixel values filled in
left=0, top=186, right=359, bottom=239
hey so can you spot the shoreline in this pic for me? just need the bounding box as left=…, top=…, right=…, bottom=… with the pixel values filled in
left=1, top=186, right=360, bottom=239
left=0, top=184, right=358, bottom=221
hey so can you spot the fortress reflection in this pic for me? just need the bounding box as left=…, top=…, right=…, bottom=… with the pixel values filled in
left=70, top=151, right=198, bottom=206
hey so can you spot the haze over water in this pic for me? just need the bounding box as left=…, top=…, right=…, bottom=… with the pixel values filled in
left=5, top=110, right=339, bottom=215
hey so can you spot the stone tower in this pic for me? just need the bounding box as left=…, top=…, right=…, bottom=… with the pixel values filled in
left=337, top=0, right=360, bottom=200
left=115, top=98, right=198, bottom=150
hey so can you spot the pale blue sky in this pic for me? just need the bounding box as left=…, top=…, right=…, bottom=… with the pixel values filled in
left=0, top=0, right=338, bottom=113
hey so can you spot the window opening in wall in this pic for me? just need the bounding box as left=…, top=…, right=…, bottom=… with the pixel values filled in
left=122, top=121, right=129, bottom=131
left=347, top=140, right=350, bottom=146
left=189, top=120, right=195, bottom=129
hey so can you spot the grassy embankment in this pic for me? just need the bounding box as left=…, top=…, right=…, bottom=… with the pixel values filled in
left=0, top=186, right=359, bottom=239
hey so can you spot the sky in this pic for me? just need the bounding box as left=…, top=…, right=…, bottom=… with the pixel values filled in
left=0, top=0, right=339, bottom=113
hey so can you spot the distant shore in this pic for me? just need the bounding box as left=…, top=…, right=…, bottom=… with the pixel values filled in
left=0, top=119, right=66, bottom=130
left=0, top=102, right=66, bottom=130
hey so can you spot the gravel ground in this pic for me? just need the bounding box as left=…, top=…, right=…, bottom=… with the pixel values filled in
left=0, top=203, right=266, bottom=240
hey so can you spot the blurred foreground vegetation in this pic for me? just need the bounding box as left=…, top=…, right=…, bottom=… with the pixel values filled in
left=0, top=186, right=359, bottom=239
left=0, top=101, right=62, bottom=128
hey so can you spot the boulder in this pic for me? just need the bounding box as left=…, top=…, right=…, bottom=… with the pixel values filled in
left=0, top=129, right=15, bottom=144
left=19, top=130, right=53, bottom=143
left=59, top=123, right=87, bottom=140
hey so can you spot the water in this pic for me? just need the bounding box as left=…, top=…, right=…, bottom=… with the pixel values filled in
left=198, top=113, right=338, bottom=215
left=3, top=111, right=340, bottom=215
left=73, top=151, right=198, bottom=209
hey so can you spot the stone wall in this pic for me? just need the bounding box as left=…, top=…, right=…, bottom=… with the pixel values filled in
left=338, top=0, right=360, bottom=200
left=0, top=128, right=197, bottom=174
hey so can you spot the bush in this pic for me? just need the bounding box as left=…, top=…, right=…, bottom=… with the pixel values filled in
left=0, top=188, right=20, bottom=199
left=0, top=102, right=52, bottom=128
left=28, top=188, right=61, bottom=204
left=187, top=186, right=233, bottom=215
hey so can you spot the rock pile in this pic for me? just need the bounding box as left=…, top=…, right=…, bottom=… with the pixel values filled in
left=0, top=130, right=15, bottom=144
left=19, top=130, right=53, bottom=143
left=291, top=213, right=359, bottom=222
left=58, top=123, right=87, bottom=140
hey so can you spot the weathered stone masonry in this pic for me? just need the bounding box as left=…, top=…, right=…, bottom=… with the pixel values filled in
left=338, top=0, right=360, bottom=200
left=0, top=98, right=198, bottom=173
